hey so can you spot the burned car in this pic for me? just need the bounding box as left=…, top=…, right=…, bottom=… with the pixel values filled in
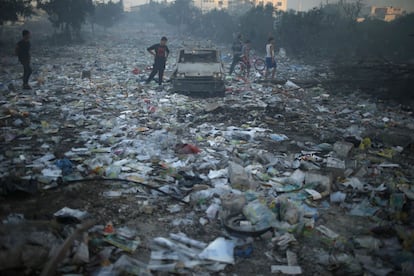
left=171, top=48, right=226, bottom=97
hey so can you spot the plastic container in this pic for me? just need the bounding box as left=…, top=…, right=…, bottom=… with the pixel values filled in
left=242, top=199, right=276, bottom=227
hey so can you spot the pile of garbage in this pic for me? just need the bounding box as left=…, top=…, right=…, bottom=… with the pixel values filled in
left=1, top=28, right=413, bottom=275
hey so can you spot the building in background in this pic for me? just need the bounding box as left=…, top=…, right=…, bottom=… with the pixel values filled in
left=123, top=0, right=142, bottom=11
left=227, top=0, right=287, bottom=15
left=251, top=0, right=287, bottom=11
left=227, top=0, right=252, bottom=15
left=124, top=0, right=287, bottom=13
left=193, top=0, right=229, bottom=13
left=194, top=0, right=287, bottom=14
left=370, top=6, right=405, bottom=22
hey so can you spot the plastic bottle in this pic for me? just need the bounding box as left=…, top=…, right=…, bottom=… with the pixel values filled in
left=243, top=199, right=276, bottom=227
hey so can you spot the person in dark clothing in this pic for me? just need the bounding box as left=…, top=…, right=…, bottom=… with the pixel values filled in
left=229, top=34, right=243, bottom=75
left=15, top=30, right=32, bottom=90
left=145, top=36, right=170, bottom=85
left=241, top=39, right=251, bottom=77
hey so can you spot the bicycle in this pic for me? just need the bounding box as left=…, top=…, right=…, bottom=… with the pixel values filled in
left=234, top=53, right=265, bottom=77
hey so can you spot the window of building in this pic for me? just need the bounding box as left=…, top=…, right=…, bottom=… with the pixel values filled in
left=277, top=1, right=283, bottom=6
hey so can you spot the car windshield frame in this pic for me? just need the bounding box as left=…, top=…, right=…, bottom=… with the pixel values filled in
left=178, top=49, right=219, bottom=63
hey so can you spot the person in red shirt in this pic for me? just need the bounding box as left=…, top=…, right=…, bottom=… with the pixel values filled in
left=145, top=36, right=170, bottom=85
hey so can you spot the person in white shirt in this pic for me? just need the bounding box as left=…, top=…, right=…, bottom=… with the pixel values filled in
left=265, top=37, right=276, bottom=79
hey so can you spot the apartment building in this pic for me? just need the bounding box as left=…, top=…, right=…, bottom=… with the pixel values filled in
left=195, top=0, right=287, bottom=14
left=370, top=6, right=405, bottom=22
left=250, top=0, right=287, bottom=11
left=193, top=0, right=229, bottom=13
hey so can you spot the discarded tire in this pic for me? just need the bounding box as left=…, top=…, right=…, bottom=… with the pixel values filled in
left=222, top=213, right=272, bottom=237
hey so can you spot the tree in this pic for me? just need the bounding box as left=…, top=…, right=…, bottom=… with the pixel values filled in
left=92, top=0, right=124, bottom=30
left=159, top=0, right=200, bottom=34
left=191, top=9, right=237, bottom=44
left=37, top=0, right=94, bottom=40
left=132, top=1, right=165, bottom=23
left=276, top=4, right=353, bottom=59
left=240, top=3, right=276, bottom=51
left=338, top=0, right=363, bottom=22
left=0, top=0, right=33, bottom=25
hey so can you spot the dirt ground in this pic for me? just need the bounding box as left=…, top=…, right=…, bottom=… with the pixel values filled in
left=0, top=187, right=385, bottom=276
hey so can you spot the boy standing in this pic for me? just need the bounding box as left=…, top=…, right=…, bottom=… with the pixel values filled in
left=145, top=36, right=170, bottom=85
left=265, top=37, right=276, bottom=79
left=15, top=30, right=32, bottom=89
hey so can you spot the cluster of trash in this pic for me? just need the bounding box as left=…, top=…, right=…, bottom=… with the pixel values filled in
left=1, top=29, right=413, bottom=275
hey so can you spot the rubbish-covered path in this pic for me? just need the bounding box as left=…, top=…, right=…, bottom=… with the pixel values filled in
left=1, top=27, right=414, bottom=275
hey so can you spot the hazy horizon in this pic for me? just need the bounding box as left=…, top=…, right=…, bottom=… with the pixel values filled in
left=124, top=0, right=414, bottom=12
left=288, top=0, right=414, bottom=12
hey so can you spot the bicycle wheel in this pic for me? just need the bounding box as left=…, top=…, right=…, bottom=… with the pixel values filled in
left=234, top=62, right=244, bottom=76
left=254, top=58, right=265, bottom=72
